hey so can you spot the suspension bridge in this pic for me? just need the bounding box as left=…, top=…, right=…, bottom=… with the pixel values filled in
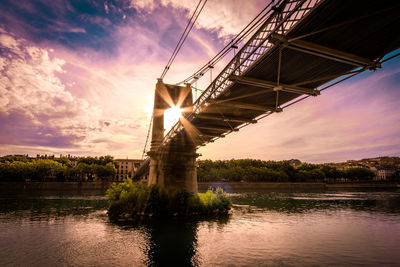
left=134, top=0, right=400, bottom=194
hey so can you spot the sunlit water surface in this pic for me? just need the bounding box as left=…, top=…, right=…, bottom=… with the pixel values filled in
left=1, top=190, right=400, bottom=266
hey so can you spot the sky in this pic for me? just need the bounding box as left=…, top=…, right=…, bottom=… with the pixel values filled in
left=0, top=0, right=399, bottom=163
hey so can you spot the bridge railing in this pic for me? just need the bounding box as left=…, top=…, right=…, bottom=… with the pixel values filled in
left=158, top=0, right=323, bottom=150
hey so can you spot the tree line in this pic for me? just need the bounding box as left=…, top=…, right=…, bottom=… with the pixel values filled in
left=0, top=157, right=386, bottom=183
left=0, top=156, right=117, bottom=182
left=197, top=159, right=376, bottom=182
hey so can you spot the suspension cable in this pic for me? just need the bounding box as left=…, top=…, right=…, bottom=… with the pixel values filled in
left=143, top=0, right=207, bottom=158
left=141, top=113, right=153, bottom=159
left=176, top=0, right=277, bottom=85
left=380, top=50, right=400, bottom=64
left=160, top=0, right=207, bottom=80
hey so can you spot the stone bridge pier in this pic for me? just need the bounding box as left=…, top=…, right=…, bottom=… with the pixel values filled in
left=148, top=79, right=198, bottom=195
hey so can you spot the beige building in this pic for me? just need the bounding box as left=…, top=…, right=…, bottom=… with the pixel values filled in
left=375, top=169, right=396, bottom=181
left=115, top=159, right=144, bottom=180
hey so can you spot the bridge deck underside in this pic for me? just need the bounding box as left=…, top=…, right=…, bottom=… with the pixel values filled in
left=173, top=0, right=400, bottom=147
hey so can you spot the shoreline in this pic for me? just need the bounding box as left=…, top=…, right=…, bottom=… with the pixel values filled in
left=0, top=181, right=398, bottom=193
left=198, top=182, right=399, bottom=192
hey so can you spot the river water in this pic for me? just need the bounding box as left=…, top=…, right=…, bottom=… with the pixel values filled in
left=1, top=189, right=400, bottom=266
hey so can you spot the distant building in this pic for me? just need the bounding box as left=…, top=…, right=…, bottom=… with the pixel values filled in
left=289, top=159, right=301, bottom=167
left=375, top=169, right=396, bottom=181
left=335, top=165, right=345, bottom=171
left=369, top=166, right=377, bottom=173
left=3, top=154, right=29, bottom=160
left=69, top=159, right=78, bottom=167
left=114, top=159, right=144, bottom=180
left=36, top=154, right=55, bottom=159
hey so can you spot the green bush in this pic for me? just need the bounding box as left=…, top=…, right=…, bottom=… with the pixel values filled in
left=106, top=180, right=232, bottom=220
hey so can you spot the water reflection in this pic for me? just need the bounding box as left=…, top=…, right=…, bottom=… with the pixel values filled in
left=230, top=191, right=400, bottom=214
left=1, top=190, right=400, bottom=266
left=0, top=192, right=107, bottom=221
left=145, top=219, right=199, bottom=266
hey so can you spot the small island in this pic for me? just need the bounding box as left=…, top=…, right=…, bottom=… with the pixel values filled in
left=106, top=179, right=232, bottom=221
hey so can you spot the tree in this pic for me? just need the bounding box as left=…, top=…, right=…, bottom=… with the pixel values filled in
left=295, top=163, right=319, bottom=172
left=74, top=163, right=94, bottom=181
left=319, top=165, right=344, bottom=180
left=54, top=157, right=72, bottom=168
left=94, top=162, right=116, bottom=181
left=344, top=167, right=374, bottom=181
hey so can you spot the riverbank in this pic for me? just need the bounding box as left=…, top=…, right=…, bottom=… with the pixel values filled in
left=0, top=181, right=114, bottom=192
left=198, top=182, right=399, bottom=192
left=0, top=181, right=398, bottom=193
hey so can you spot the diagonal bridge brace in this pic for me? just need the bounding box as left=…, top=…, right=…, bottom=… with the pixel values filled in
left=229, top=75, right=320, bottom=96
left=270, top=33, right=374, bottom=67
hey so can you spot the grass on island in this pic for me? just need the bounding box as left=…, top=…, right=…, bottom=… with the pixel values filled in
left=106, top=179, right=232, bottom=220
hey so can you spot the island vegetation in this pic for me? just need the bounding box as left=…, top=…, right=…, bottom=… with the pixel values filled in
left=106, top=179, right=232, bottom=220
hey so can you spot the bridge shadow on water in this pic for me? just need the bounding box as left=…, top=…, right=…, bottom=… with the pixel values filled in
left=113, top=215, right=230, bottom=267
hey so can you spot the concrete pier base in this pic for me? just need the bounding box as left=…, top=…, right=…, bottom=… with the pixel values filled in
left=148, top=148, right=199, bottom=195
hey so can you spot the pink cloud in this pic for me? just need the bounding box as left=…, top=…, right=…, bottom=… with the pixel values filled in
left=131, top=0, right=267, bottom=37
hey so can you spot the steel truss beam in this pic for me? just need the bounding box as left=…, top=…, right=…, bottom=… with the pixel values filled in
left=158, top=0, right=320, bottom=150
left=196, top=114, right=257, bottom=124
left=270, top=33, right=373, bottom=67
left=199, top=133, right=225, bottom=139
left=216, top=88, right=274, bottom=103
left=292, top=69, right=361, bottom=86
left=229, top=75, right=319, bottom=96
left=215, top=101, right=282, bottom=112
left=197, top=125, right=238, bottom=132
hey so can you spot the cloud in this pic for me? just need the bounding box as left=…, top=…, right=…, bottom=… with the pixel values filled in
left=0, top=0, right=399, bottom=162
left=0, top=21, right=167, bottom=157
left=0, top=30, right=105, bottom=147
left=46, top=20, right=87, bottom=34
left=130, top=0, right=155, bottom=10
left=130, top=0, right=267, bottom=37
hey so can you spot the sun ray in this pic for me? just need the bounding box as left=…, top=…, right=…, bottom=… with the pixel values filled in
left=179, top=115, right=208, bottom=146
left=164, top=105, right=183, bottom=133
left=157, top=82, right=175, bottom=108
left=176, top=85, right=191, bottom=107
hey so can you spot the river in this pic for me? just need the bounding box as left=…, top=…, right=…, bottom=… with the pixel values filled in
left=1, top=189, right=400, bottom=266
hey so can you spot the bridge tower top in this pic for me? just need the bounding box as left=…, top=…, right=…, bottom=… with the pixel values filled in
left=150, top=80, right=193, bottom=152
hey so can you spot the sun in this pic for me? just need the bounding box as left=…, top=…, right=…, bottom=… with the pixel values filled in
left=164, top=105, right=183, bottom=133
